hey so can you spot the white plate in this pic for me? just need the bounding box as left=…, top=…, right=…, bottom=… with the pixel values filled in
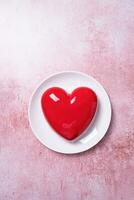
left=28, top=71, right=112, bottom=154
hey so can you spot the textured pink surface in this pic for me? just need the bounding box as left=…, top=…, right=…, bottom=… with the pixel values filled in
left=0, top=1, right=134, bottom=200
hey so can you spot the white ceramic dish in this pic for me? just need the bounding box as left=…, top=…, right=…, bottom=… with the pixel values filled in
left=28, top=71, right=112, bottom=154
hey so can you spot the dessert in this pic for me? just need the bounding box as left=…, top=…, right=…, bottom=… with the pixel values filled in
left=41, top=87, right=97, bottom=140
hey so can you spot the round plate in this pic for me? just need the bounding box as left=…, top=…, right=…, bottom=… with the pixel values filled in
left=28, top=71, right=112, bottom=154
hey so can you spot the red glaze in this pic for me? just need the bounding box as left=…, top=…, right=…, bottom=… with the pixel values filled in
left=41, top=87, right=97, bottom=140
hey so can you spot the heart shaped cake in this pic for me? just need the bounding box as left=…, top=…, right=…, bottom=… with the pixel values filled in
left=41, top=87, right=97, bottom=140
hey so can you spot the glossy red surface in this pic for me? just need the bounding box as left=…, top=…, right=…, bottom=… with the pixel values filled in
left=41, top=87, right=97, bottom=140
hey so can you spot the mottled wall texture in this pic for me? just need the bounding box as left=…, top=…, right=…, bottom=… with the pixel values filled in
left=0, top=1, right=134, bottom=200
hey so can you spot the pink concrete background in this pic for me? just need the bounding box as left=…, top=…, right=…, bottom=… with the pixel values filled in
left=0, top=1, right=134, bottom=200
